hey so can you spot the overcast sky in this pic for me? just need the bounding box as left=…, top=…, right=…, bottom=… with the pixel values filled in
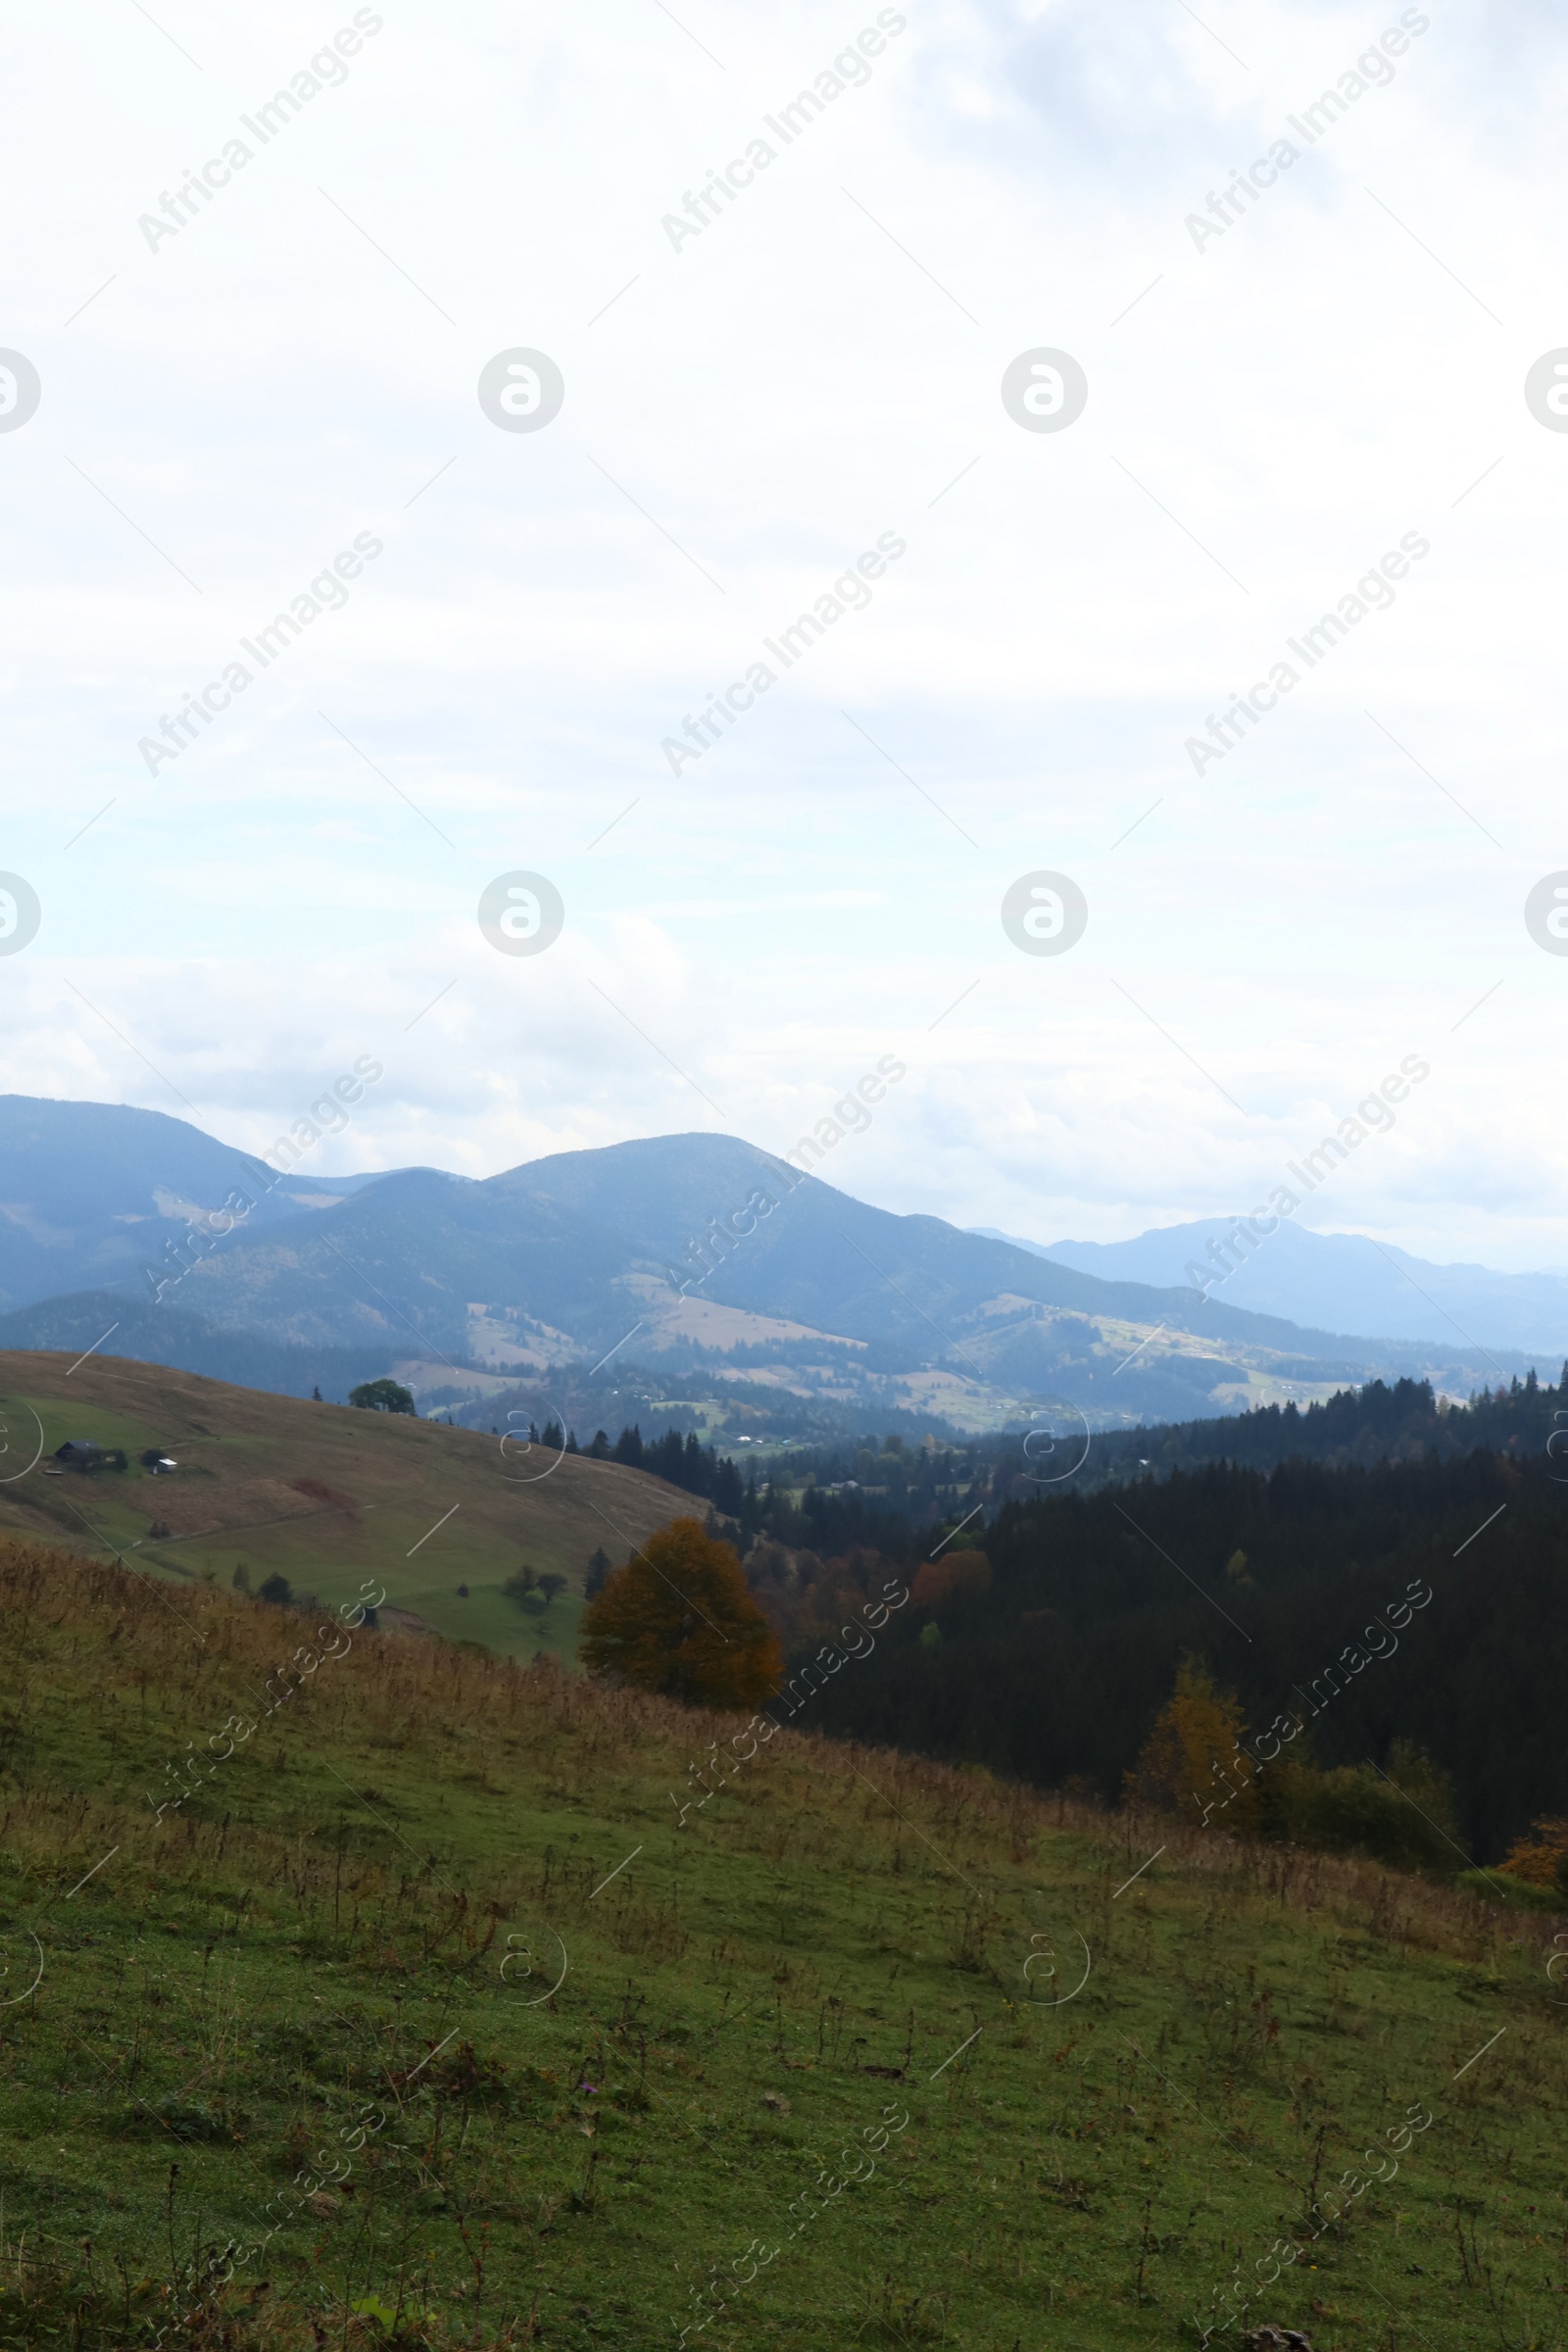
left=4, top=0, right=1566, bottom=1268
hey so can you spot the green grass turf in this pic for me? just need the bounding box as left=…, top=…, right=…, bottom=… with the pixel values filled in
left=0, top=1533, right=1563, bottom=2350
left=0, top=1354, right=691, bottom=1663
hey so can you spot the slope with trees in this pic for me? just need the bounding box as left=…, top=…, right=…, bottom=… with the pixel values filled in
left=784, top=1446, right=1568, bottom=1864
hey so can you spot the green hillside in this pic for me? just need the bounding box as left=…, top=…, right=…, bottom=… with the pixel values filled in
left=0, top=1531, right=1561, bottom=2350
left=0, top=1352, right=694, bottom=1666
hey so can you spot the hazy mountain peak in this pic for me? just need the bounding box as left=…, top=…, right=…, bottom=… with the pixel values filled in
left=973, top=1218, right=1568, bottom=1356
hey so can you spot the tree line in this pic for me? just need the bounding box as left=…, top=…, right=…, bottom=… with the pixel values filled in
left=569, top=1380, right=1568, bottom=1870
left=795, top=1444, right=1567, bottom=1863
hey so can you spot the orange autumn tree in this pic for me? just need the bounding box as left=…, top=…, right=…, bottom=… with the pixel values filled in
left=1125, top=1658, right=1261, bottom=1831
left=578, top=1516, right=782, bottom=1709
left=1499, top=1816, right=1568, bottom=1890
left=909, top=1550, right=992, bottom=1611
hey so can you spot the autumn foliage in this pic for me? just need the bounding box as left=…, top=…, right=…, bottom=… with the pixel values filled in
left=908, top=1550, right=992, bottom=1611
left=1124, top=1658, right=1260, bottom=1831
left=1500, top=1816, right=1568, bottom=1890
left=578, top=1516, right=783, bottom=1709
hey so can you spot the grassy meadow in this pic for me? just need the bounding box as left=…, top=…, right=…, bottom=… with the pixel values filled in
left=0, top=1523, right=1563, bottom=2351
left=0, top=1353, right=692, bottom=1665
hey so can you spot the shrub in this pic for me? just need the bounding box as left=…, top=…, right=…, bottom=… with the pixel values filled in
left=1271, top=1746, right=1459, bottom=1873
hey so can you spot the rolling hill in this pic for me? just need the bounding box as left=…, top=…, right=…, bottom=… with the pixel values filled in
left=0, top=1351, right=695, bottom=1665
left=0, top=1525, right=1558, bottom=2350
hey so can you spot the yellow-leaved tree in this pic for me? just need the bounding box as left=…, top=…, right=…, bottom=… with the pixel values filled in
left=1124, top=1658, right=1260, bottom=1831
left=578, top=1516, right=782, bottom=1710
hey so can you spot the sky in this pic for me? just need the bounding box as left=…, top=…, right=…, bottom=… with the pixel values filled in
left=4, top=0, right=1568, bottom=1270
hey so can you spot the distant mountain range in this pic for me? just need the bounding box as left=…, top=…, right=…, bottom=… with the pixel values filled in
left=974, top=1218, right=1568, bottom=1361
left=0, top=1094, right=384, bottom=1312
left=0, top=1095, right=1552, bottom=1435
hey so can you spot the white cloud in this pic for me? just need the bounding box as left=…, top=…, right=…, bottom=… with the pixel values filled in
left=0, top=0, right=1562, bottom=1283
